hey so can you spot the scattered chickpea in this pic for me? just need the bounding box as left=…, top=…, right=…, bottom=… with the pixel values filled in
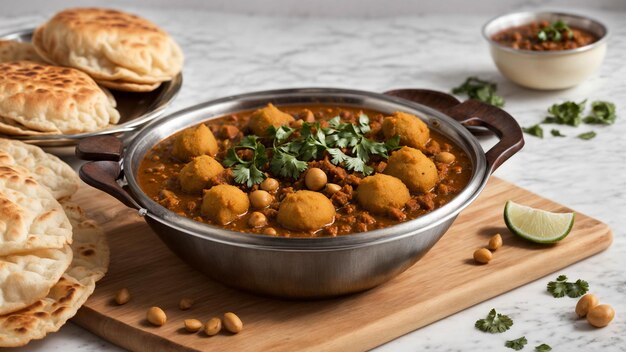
left=114, top=288, right=130, bottom=305
left=473, top=248, right=492, bottom=264
left=263, top=227, right=277, bottom=236
left=576, top=294, right=599, bottom=318
left=205, top=317, right=222, bottom=336
left=184, top=319, right=203, bottom=333
left=487, top=234, right=503, bottom=251
left=260, top=178, right=279, bottom=192
left=248, top=212, right=268, bottom=228
left=436, top=152, right=456, bottom=164
left=325, top=183, right=342, bottom=195
left=223, top=312, right=243, bottom=334
left=305, top=168, right=328, bottom=191
left=249, top=190, right=272, bottom=209
left=179, top=297, right=194, bottom=310
left=146, top=307, right=167, bottom=326
left=587, top=304, right=615, bottom=328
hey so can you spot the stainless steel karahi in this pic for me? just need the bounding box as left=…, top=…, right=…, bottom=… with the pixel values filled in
left=77, top=88, right=524, bottom=298
left=0, top=28, right=182, bottom=148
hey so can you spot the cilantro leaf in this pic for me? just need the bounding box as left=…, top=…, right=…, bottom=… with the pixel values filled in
left=475, top=309, right=513, bottom=333
left=544, top=100, right=586, bottom=126
left=577, top=131, right=597, bottom=140
left=222, top=136, right=267, bottom=187
left=550, top=129, right=566, bottom=137
left=547, top=275, right=589, bottom=298
left=523, top=124, right=544, bottom=138
left=535, top=344, right=552, bottom=352
left=583, top=101, right=616, bottom=125
left=452, top=77, right=505, bottom=107
left=538, top=20, right=573, bottom=42
left=270, top=148, right=308, bottom=179
left=505, top=336, right=528, bottom=350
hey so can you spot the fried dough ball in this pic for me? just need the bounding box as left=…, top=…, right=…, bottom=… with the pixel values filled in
left=382, top=111, right=430, bottom=149
left=356, top=174, right=410, bottom=215
left=201, top=185, right=249, bottom=225
left=172, top=124, right=218, bottom=161
left=248, top=103, right=295, bottom=136
left=384, top=147, right=438, bottom=193
left=178, top=155, right=224, bottom=194
left=277, top=190, right=335, bottom=232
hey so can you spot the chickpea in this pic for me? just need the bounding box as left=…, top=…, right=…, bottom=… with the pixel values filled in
left=205, top=317, right=222, bottom=336
left=325, top=183, right=342, bottom=195
left=260, top=178, right=279, bottom=192
left=263, top=227, right=277, bottom=236
left=223, top=312, right=243, bottom=334
left=114, top=288, right=130, bottom=305
left=179, top=297, right=194, bottom=310
left=305, top=168, right=327, bottom=191
left=436, top=152, right=456, bottom=164
left=576, top=294, right=599, bottom=318
left=487, top=234, right=503, bottom=251
left=184, top=319, right=203, bottom=332
left=587, top=304, right=615, bottom=328
left=248, top=212, right=268, bottom=228
left=146, top=307, right=167, bottom=326
left=249, top=190, right=272, bottom=209
left=473, top=248, right=492, bottom=264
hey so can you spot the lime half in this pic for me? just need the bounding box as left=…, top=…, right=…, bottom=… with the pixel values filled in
left=504, top=200, right=575, bottom=243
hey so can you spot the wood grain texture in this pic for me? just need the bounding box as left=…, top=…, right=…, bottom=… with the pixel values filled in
left=70, top=177, right=612, bottom=352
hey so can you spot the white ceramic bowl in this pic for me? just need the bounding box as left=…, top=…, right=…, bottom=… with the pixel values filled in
left=483, top=12, right=609, bottom=90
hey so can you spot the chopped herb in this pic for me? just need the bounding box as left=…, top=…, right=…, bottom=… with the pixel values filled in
left=544, top=100, right=586, bottom=126
left=535, top=344, right=552, bottom=352
left=505, top=336, right=528, bottom=350
left=546, top=275, right=589, bottom=298
left=222, top=136, right=268, bottom=187
left=522, top=124, right=544, bottom=138
left=452, top=77, right=505, bottom=107
left=538, top=20, right=574, bottom=42
left=583, top=101, right=616, bottom=125
left=550, top=129, right=566, bottom=137
left=577, top=131, right=597, bottom=140
left=475, top=309, right=513, bottom=333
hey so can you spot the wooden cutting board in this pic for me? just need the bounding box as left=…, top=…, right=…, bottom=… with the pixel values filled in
left=71, top=177, right=612, bottom=352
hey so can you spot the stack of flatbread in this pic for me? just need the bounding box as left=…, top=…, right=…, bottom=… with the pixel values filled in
left=0, top=138, right=109, bottom=347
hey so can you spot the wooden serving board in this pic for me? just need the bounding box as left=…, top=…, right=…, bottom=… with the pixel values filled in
left=71, top=177, right=612, bottom=352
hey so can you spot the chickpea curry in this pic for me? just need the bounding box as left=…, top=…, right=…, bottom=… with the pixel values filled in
left=138, top=104, right=472, bottom=237
left=492, top=20, right=598, bottom=51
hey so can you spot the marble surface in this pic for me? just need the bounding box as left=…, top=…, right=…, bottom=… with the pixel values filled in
left=2, top=3, right=625, bottom=351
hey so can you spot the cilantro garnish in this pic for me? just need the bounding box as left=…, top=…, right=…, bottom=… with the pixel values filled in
left=222, top=136, right=268, bottom=187
left=583, top=101, right=616, bottom=125
left=544, top=100, right=586, bottom=126
left=538, top=20, right=574, bottom=42
left=535, top=343, right=552, bottom=352
left=577, top=131, right=597, bottom=140
left=522, top=124, right=544, bottom=138
left=550, top=129, right=565, bottom=137
left=452, top=77, right=505, bottom=107
left=505, top=336, right=528, bottom=350
left=546, top=275, right=589, bottom=298
left=475, top=309, right=513, bottom=333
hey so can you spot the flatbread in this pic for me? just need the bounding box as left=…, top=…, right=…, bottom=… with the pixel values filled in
left=0, top=245, right=72, bottom=316
left=0, top=165, right=72, bottom=256
left=0, top=138, right=80, bottom=200
left=98, top=79, right=161, bottom=92
left=33, top=8, right=183, bottom=85
left=0, top=41, right=46, bottom=64
left=0, top=61, right=120, bottom=135
left=0, top=203, right=109, bottom=347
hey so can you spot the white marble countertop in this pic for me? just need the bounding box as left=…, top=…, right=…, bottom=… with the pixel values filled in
left=2, top=2, right=625, bottom=351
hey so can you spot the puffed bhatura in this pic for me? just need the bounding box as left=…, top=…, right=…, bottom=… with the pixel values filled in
left=384, top=147, right=438, bottom=193
left=172, top=124, right=218, bottom=162
left=0, top=40, right=46, bottom=63
left=248, top=103, right=295, bottom=136
left=201, top=185, right=250, bottom=225
left=382, top=111, right=430, bottom=149
left=356, top=174, right=410, bottom=215
left=277, top=190, right=336, bottom=232
left=178, top=155, right=224, bottom=194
